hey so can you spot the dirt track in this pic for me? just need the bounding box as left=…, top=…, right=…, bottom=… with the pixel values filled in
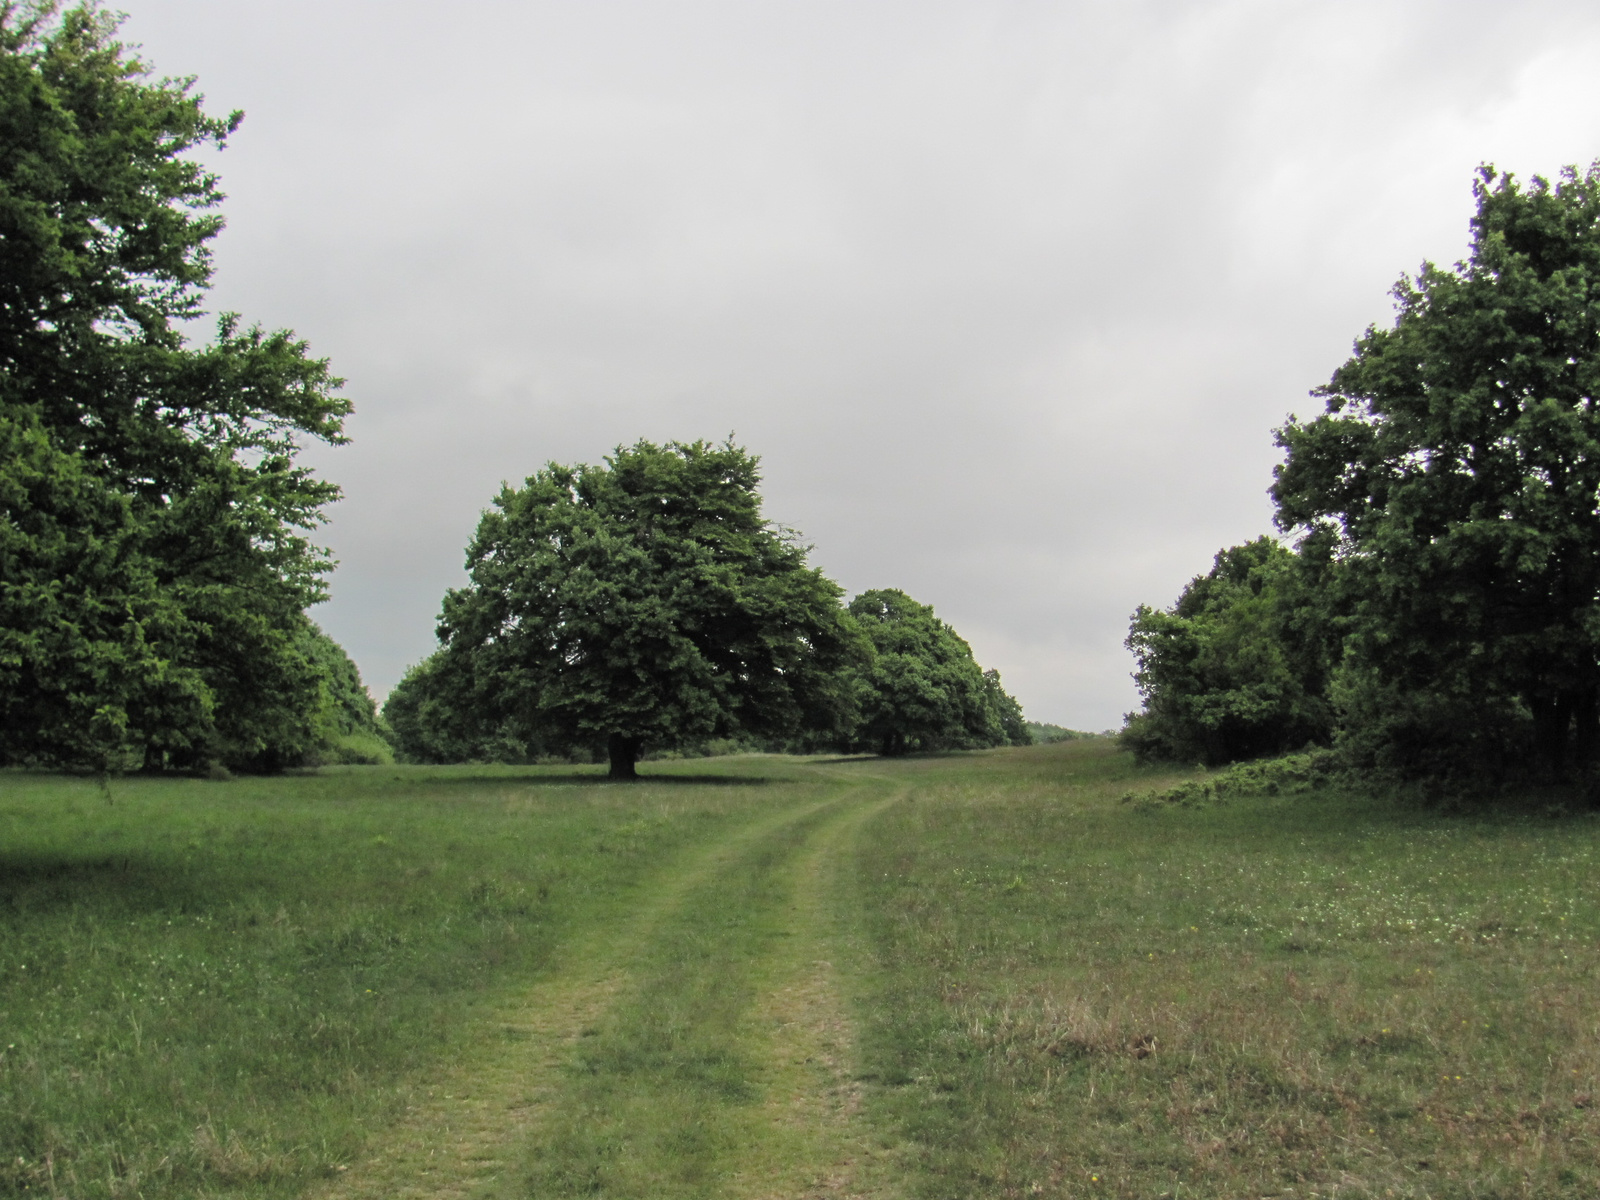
left=309, top=767, right=905, bottom=1200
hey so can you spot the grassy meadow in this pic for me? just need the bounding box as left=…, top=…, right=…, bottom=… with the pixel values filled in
left=3, top=745, right=1599, bottom=1198
left=0, top=762, right=796, bottom=1197
left=852, top=746, right=1600, bottom=1198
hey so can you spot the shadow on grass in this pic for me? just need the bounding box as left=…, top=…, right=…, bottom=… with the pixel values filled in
left=6, top=765, right=779, bottom=791
left=814, top=750, right=997, bottom=764
left=0, top=853, right=201, bottom=916
left=385, top=770, right=775, bottom=789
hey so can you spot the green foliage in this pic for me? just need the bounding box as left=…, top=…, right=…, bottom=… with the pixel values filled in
left=0, top=4, right=350, bottom=771
left=405, top=439, right=867, bottom=777
left=984, top=667, right=1031, bottom=746
left=317, top=730, right=394, bottom=767
left=1025, top=721, right=1091, bottom=744
left=298, top=624, right=390, bottom=765
left=1118, top=749, right=1341, bottom=810
left=1275, top=164, right=1600, bottom=783
left=301, top=624, right=379, bottom=739
left=1126, top=163, right=1600, bottom=791
left=383, top=651, right=537, bottom=765
left=1123, top=537, right=1338, bottom=766
left=843, top=588, right=1026, bottom=755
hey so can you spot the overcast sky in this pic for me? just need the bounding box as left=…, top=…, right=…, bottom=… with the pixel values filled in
left=120, top=0, right=1600, bottom=729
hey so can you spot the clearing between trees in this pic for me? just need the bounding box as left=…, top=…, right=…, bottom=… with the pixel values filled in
left=5, top=744, right=1600, bottom=1198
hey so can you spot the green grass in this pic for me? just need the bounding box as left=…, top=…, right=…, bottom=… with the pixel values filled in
left=849, top=742, right=1600, bottom=1198
left=0, top=761, right=799, bottom=1198
left=516, top=795, right=842, bottom=1197
left=5, top=745, right=1600, bottom=1198
left=510, top=773, right=904, bottom=1200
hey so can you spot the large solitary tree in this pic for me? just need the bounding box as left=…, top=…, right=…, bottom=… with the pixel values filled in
left=0, top=3, right=352, bottom=769
left=423, top=439, right=866, bottom=778
left=1274, top=164, right=1600, bottom=781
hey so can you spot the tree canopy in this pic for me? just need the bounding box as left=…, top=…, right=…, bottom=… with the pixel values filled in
left=0, top=3, right=356, bottom=770
left=844, top=588, right=1028, bottom=755
left=1273, top=164, right=1600, bottom=782
left=409, top=439, right=866, bottom=777
left=1123, top=537, right=1337, bottom=766
left=1128, top=163, right=1600, bottom=788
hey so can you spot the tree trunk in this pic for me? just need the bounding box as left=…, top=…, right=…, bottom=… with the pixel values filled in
left=1531, top=691, right=1576, bottom=782
left=1573, top=686, right=1599, bottom=769
left=607, top=733, right=640, bottom=780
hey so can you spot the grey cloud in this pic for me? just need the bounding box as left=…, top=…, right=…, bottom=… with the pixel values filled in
left=122, top=0, right=1600, bottom=727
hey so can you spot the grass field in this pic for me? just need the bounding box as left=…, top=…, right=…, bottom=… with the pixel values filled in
left=3, top=745, right=1599, bottom=1198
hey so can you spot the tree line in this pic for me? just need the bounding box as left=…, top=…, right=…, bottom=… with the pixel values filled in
left=24, top=4, right=1600, bottom=790
left=1125, top=164, right=1600, bottom=793
left=382, top=439, right=1030, bottom=778
left=0, top=5, right=1028, bottom=778
left=0, top=2, right=385, bottom=773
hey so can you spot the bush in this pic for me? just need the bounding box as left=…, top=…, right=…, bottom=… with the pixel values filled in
left=312, top=732, right=396, bottom=767
left=1119, top=750, right=1340, bottom=810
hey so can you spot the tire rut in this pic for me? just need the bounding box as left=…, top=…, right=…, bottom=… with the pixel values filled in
left=725, top=783, right=907, bottom=1200
left=306, top=775, right=890, bottom=1200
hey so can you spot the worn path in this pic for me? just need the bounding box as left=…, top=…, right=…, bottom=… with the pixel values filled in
left=308, top=764, right=905, bottom=1200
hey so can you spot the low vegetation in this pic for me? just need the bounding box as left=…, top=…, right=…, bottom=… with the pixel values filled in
left=1025, top=722, right=1096, bottom=744
left=6, top=743, right=1598, bottom=1197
